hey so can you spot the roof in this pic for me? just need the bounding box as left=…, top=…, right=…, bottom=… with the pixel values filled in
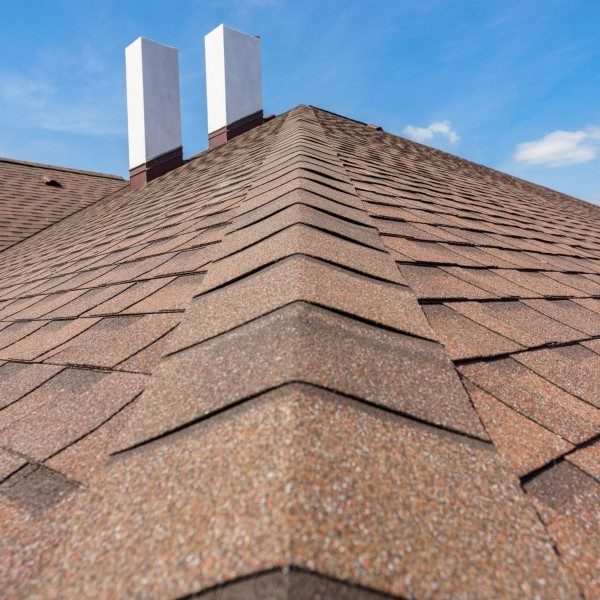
left=0, top=157, right=126, bottom=252
left=0, top=105, right=598, bottom=599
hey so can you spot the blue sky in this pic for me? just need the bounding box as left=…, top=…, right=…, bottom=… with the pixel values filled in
left=1, top=1, right=599, bottom=203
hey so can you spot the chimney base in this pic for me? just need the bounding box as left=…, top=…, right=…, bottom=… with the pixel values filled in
left=208, top=110, right=264, bottom=149
left=129, top=146, right=183, bottom=189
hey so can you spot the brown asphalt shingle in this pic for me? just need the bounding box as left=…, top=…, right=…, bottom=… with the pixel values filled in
left=446, top=300, right=566, bottom=348
left=0, top=463, right=78, bottom=514
left=0, top=157, right=125, bottom=252
left=116, top=301, right=485, bottom=453
left=0, top=320, right=47, bottom=351
left=422, top=303, right=522, bottom=359
left=467, top=300, right=584, bottom=346
left=442, top=265, right=536, bottom=297
left=185, top=569, right=393, bottom=599
left=460, top=358, right=600, bottom=444
left=85, top=279, right=174, bottom=315
left=0, top=105, right=598, bottom=598
left=0, top=369, right=146, bottom=459
left=530, top=473, right=600, bottom=600
left=398, top=263, right=491, bottom=299
left=0, top=362, right=63, bottom=409
left=0, top=318, right=101, bottom=361
left=565, top=439, right=600, bottom=480
left=514, top=344, right=600, bottom=408
left=0, top=447, right=27, bottom=481
left=44, top=313, right=181, bottom=368
left=464, top=380, right=574, bottom=475
left=168, top=255, right=434, bottom=354
left=204, top=224, right=404, bottom=291
left=521, top=298, right=600, bottom=335
left=33, top=386, right=580, bottom=599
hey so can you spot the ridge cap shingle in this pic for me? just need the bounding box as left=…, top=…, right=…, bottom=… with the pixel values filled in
left=2, top=102, right=598, bottom=598
left=18, top=104, right=581, bottom=600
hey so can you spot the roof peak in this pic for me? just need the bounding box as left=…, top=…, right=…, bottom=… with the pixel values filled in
left=1, top=104, right=599, bottom=599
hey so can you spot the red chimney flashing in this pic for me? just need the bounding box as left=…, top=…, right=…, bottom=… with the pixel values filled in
left=208, top=110, right=264, bottom=149
left=129, top=146, right=183, bottom=190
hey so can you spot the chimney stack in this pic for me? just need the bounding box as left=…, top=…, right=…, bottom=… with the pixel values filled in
left=204, top=25, right=264, bottom=148
left=125, top=37, right=183, bottom=189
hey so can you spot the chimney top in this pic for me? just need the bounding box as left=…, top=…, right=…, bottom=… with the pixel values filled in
left=125, top=37, right=183, bottom=189
left=204, top=25, right=264, bottom=148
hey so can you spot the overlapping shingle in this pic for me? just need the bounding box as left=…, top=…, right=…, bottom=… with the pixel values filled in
left=44, top=313, right=180, bottom=368
left=0, top=362, right=63, bottom=409
left=0, top=318, right=101, bottom=361
left=524, top=462, right=600, bottom=599
left=0, top=158, right=125, bottom=251
left=0, top=463, right=78, bottom=514
left=565, top=439, right=600, bottom=480
left=464, top=380, right=573, bottom=475
left=514, top=345, right=600, bottom=408
left=34, top=387, right=578, bottom=599
left=422, top=303, right=522, bottom=359
left=0, top=369, right=146, bottom=459
left=460, top=358, right=600, bottom=443
left=0, top=105, right=599, bottom=598
left=0, top=447, right=27, bottom=481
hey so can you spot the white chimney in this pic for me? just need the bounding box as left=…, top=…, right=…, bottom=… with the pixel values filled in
left=204, top=25, right=264, bottom=148
left=125, top=37, right=183, bottom=189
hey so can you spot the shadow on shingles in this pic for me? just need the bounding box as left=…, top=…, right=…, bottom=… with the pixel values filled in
left=0, top=463, right=77, bottom=514
left=181, top=568, right=396, bottom=599
left=522, top=460, right=599, bottom=512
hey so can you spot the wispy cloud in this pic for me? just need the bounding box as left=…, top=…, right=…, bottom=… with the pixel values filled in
left=514, top=127, right=600, bottom=167
left=0, top=73, right=54, bottom=109
left=403, top=120, right=459, bottom=144
left=0, top=68, right=124, bottom=137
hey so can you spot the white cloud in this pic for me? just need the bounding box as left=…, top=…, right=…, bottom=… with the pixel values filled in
left=0, top=70, right=124, bottom=137
left=514, top=127, right=600, bottom=167
left=403, top=120, right=460, bottom=144
left=0, top=73, right=54, bottom=110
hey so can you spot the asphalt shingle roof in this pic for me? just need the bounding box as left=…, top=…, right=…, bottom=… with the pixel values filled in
left=0, top=106, right=598, bottom=599
left=0, top=158, right=126, bottom=251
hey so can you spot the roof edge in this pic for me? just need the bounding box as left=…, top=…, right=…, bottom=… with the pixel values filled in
left=309, top=106, right=597, bottom=209
left=0, top=156, right=125, bottom=181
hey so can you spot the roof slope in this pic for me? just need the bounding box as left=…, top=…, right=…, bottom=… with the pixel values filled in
left=0, top=106, right=598, bottom=599
left=0, top=157, right=126, bottom=251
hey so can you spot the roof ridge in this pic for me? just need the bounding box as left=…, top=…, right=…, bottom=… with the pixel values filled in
left=11, top=105, right=585, bottom=599
left=308, top=102, right=498, bottom=433
left=112, top=105, right=491, bottom=452
left=0, top=156, right=125, bottom=180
